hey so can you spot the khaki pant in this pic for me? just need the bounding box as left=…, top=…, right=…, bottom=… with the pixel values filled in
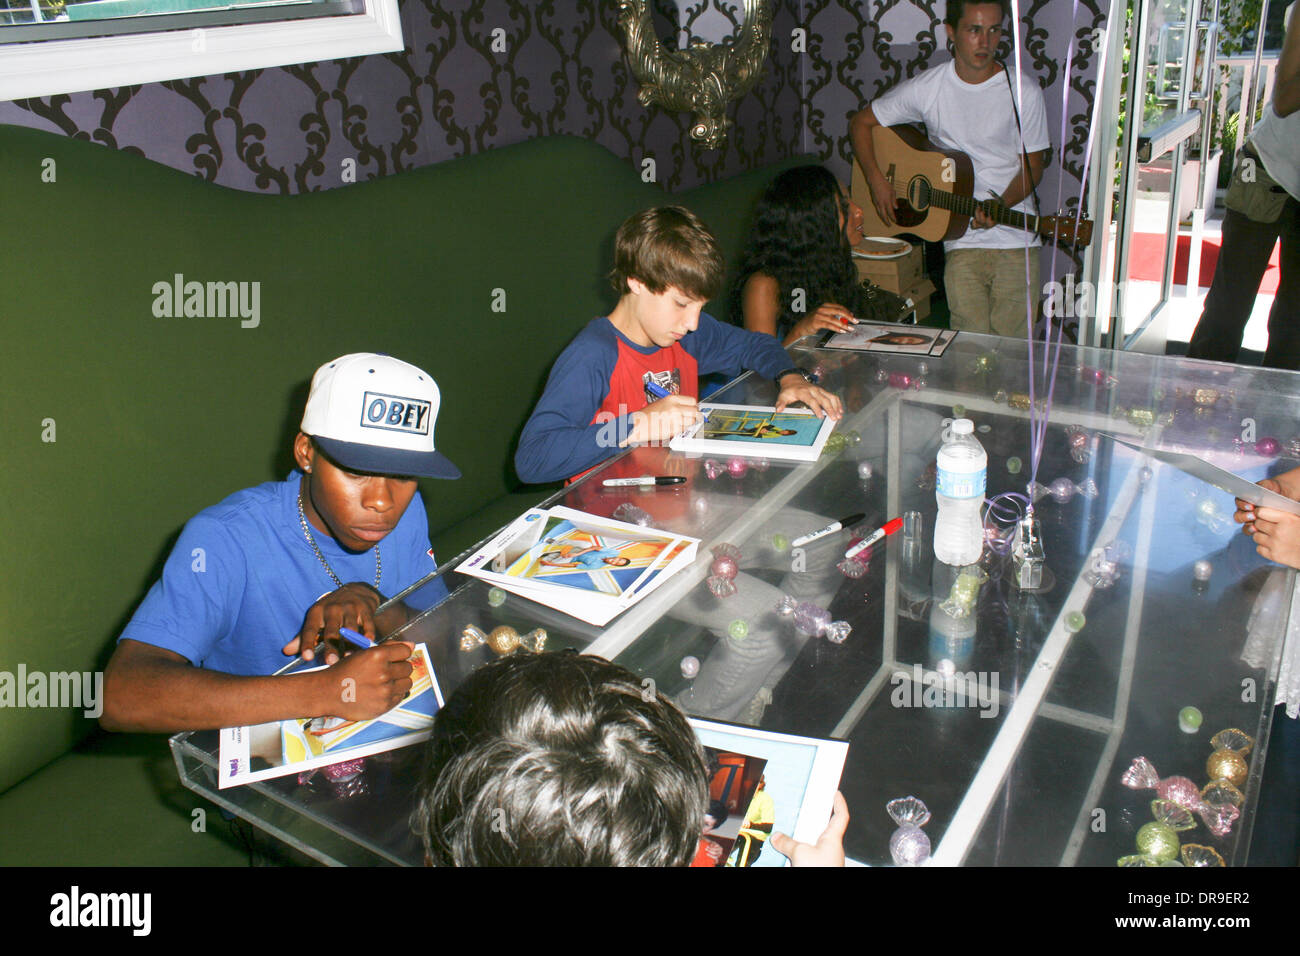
left=944, top=247, right=1040, bottom=337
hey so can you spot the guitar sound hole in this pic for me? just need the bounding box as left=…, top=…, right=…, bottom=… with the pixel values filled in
left=907, top=177, right=931, bottom=212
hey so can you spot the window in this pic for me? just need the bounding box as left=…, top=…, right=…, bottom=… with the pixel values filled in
left=0, top=0, right=402, bottom=100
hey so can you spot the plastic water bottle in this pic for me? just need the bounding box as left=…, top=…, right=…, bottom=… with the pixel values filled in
left=934, top=419, right=986, bottom=566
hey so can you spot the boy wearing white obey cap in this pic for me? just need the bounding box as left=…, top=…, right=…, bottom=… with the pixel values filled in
left=103, top=354, right=459, bottom=734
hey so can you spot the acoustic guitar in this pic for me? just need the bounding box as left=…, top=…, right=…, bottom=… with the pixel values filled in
left=850, top=125, right=1093, bottom=247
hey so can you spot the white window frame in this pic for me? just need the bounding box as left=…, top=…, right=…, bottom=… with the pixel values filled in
left=0, top=0, right=402, bottom=101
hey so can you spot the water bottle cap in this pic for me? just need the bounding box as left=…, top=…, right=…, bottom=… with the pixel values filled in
left=951, top=418, right=974, bottom=436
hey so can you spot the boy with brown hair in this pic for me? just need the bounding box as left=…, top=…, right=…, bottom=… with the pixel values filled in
left=515, top=205, right=841, bottom=484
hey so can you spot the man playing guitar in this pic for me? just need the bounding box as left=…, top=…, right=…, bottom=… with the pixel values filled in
left=850, top=0, right=1050, bottom=337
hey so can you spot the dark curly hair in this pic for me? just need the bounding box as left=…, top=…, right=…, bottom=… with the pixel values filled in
left=729, top=165, right=862, bottom=340
left=414, top=651, right=708, bottom=867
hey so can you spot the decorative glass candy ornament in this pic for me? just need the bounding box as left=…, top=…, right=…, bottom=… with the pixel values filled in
left=680, top=655, right=700, bottom=679
left=837, top=549, right=871, bottom=578
left=1121, top=757, right=1201, bottom=810
left=939, top=566, right=985, bottom=619
left=886, top=796, right=931, bottom=866
left=460, top=623, right=548, bottom=655
left=311, top=757, right=369, bottom=798
left=703, top=459, right=724, bottom=480
left=1255, top=437, right=1280, bottom=457
left=1079, top=366, right=1116, bottom=388
left=1083, top=541, right=1130, bottom=589
left=822, top=433, right=848, bottom=456
left=777, top=596, right=850, bottom=644
left=1205, top=728, right=1253, bottom=788
left=1064, top=425, right=1093, bottom=464
left=612, top=502, right=656, bottom=527
left=706, top=543, right=742, bottom=598
left=1178, top=706, right=1202, bottom=733
left=1180, top=845, right=1225, bottom=867
left=1134, top=821, right=1180, bottom=862
left=1029, top=477, right=1099, bottom=503
left=726, top=457, right=748, bottom=479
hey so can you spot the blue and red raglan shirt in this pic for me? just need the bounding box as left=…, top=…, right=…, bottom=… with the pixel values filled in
left=515, top=313, right=793, bottom=484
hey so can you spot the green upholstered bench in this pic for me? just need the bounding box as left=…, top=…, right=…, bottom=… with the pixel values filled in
left=0, top=122, right=807, bottom=864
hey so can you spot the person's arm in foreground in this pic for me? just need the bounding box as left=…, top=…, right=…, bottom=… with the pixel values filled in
left=101, top=635, right=415, bottom=733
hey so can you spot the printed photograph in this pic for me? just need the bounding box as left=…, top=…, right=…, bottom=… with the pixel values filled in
left=504, top=517, right=686, bottom=597
left=694, top=408, right=825, bottom=448
left=693, top=747, right=771, bottom=868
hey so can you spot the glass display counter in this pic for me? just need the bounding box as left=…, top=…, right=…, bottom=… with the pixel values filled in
left=172, top=331, right=1296, bottom=866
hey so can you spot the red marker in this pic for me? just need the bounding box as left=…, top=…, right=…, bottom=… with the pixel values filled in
left=844, top=517, right=904, bottom=560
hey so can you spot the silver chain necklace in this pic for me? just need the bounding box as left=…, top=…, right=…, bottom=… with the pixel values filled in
left=297, top=486, right=381, bottom=590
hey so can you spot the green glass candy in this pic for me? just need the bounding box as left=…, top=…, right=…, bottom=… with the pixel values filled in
left=1135, top=821, right=1179, bottom=861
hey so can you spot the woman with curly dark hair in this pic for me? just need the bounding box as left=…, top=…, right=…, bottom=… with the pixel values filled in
left=730, top=165, right=868, bottom=348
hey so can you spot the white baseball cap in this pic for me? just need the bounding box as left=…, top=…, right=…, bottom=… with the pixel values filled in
left=300, top=353, right=461, bottom=480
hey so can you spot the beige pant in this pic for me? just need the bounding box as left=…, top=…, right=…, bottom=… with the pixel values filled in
left=944, top=247, right=1040, bottom=337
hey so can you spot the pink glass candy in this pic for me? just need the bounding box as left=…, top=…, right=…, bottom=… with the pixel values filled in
left=706, top=544, right=741, bottom=598
left=727, top=456, right=748, bottom=479
left=703, top=459, right=724, bottom=480
left=1065, top=425, right=1092, bottom=464
left=888, top=371, right=913, bottom=390
left=1121, top=756, right=1201, bottom=811
left=837, top=553, right=871, bottom=579
left=1255, top=437, right=1280, bottom=457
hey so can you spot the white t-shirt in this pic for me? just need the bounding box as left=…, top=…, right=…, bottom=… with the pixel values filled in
left=871, top=61, right=1052, bottom=251
left=1248, top=3, right=1298, bottom=201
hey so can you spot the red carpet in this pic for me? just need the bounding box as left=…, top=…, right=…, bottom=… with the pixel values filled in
left=1128, top=232, right=1281, bottom=293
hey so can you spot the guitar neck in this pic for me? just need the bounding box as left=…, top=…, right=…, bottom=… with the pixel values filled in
left=929, top=186, right=1037, bottom=233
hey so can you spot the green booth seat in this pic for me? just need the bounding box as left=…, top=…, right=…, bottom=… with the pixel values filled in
left=0, top=120, right=808, bottom=864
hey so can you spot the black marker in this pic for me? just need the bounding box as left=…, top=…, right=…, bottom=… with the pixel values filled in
left=602, top=476, right=687, bottom=487
left=791, top=513, right=866, bottom=548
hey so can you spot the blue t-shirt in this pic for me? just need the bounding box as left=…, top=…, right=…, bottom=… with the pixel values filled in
left=119, top=472, right=445, bottom=676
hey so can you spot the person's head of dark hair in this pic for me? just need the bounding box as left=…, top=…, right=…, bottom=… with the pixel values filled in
left=944, top=0, right=1008, bottom=30
left=729, top=165, right=858, bottom=329
left=609, top=205, right=724, bottom=301
left=414, top=651, right=709, bottom=866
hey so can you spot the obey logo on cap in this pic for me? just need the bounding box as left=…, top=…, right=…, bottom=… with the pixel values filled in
left=301, top=353, right=461, bottom=480
left=360, top=391, right=432, bottom=436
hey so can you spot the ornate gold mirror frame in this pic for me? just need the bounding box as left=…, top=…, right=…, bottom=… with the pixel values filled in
left=615, top=0, right=774, bottom=150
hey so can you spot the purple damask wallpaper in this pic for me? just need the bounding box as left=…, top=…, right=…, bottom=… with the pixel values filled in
left=0, top=0, right=805, bottom=192
left=0, top=0, right=1104, bottom=213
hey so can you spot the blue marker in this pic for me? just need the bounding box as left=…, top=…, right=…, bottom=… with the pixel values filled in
left=339, top=627, right=375, bottom=649
left=644, top=380, right=671, bottom=400
left=644, top=379, right=709, bottom=426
